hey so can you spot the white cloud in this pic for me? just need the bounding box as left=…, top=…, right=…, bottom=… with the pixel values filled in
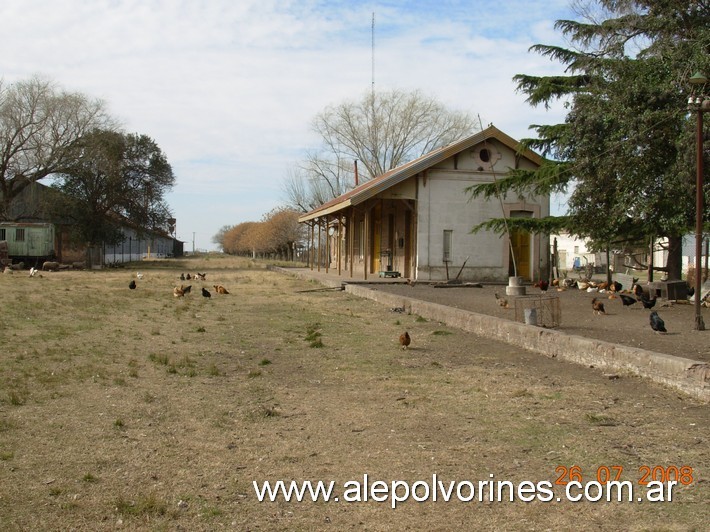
left=2, top=0, right=576, bottom=250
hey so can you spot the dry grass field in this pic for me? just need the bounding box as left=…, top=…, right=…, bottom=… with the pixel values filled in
left=0, top=255, right=708, bottom=531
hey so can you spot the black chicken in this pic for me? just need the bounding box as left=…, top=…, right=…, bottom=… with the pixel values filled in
left=128, top=280, right=136, bottom=289
left=618, top=294, right=637, bottom=308
left=201, top=287, right=211, bottom=298
left=632, top=283, right=644, bottom=298
left=640, top=293, right=656, bottom=309
left=649, top=311, right=666, bottom=333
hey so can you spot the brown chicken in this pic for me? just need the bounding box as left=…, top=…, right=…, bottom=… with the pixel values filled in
left=399, top=331, right=411, bottom=350
left=173, top=285, right=185, bottom=297
left=591, top=297, right=606, bottom=315
left=494, top=292, right=509, bottom=309
left=533, top=279, right=549, bottom=292
left=214, top=285, right=230, bottom=294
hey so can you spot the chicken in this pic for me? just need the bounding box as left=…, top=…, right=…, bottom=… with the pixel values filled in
left=609, top=281, right=622, bottom=292
left=406, top=278, right=417, bottom=287
left=640, top=293, right=656, bottom=310
left=136, top=272, right=143, bottom=280
left=128, top=280, right=136, bottom=290
left=618, top=294, right=637, bottom=308
left=173, top=285, right=185, bottom=297
left=399, top=331, right=411, bottom=350
left=180, top=273, right=185, bottom=281
left=185, top=273, right=191, bottom=280
left=201, top=287, right=211, bottom=298
left=214, top=284, right=230, bottom=294
left=591, top=297, right=606, bottom=315
left=196, top=272, right=207, bottom=280
left=533, top=279, right=549, bottom=292
left=632, top=283, right=643, bottom=298
left=182, top=284, right=192, bottom=294
left=494, top=292, right=509, bottom=309
left=649, top=311, right=666, bottom=333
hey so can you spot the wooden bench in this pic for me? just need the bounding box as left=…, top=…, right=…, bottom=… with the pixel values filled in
left=378, top=270, right=401, bottom=278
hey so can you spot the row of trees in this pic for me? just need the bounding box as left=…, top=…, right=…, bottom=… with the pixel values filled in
left=468, top=0, right=709, bottom=280
left=0, top=76, right=175, bottom=247
left=215, top=208, right=304, bottom=260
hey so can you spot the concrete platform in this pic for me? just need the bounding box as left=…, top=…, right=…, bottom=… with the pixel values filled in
left=274, top=267, right=710, bottom=402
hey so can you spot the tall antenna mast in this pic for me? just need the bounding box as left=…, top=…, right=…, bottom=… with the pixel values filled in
left=371, top=12, right=375, bottom=96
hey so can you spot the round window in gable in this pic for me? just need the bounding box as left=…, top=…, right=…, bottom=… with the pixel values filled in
left=479, top=148, right=491, bottom=162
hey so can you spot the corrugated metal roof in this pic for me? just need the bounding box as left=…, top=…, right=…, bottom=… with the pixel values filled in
left=298, top=125, right=542, bottom=222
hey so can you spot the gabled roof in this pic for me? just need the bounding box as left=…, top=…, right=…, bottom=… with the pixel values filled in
left=298, top=125, right=542, bottom=222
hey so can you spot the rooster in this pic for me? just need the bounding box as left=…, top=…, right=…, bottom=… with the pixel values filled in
left=591, top=297, right=606, bottom=315
left=494, top=292, right=509, bottom=309
left=533, top=279, right=549, bottom=292
left=399, top=331, right=411, bottom=350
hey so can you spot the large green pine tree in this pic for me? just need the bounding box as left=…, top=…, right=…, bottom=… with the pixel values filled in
left=468, top=0, right=710, bottom=280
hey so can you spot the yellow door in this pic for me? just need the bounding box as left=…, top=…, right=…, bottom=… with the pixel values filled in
left=370, top=205, right=381, bottom=273
left=510, top=228, right=531, bottom=281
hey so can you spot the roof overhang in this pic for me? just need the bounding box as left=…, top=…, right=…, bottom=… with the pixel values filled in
left=297, top=125, right=544, bottom=223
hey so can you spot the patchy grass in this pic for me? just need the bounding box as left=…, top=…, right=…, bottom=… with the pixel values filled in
left=0, top=255, right=707, bottom=530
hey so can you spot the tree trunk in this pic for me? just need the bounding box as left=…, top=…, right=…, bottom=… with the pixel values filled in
left=665, top=234, right=683, bottom=281
left=606, top=246, right=612, bottom=285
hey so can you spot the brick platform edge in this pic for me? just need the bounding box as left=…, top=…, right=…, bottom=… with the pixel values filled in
left=273, top=267, right=710, bottom=402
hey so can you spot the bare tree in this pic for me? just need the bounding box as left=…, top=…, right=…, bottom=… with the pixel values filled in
left=0, top=76, right=117, bottom=219
left=284, top=88, right=478, bottom=211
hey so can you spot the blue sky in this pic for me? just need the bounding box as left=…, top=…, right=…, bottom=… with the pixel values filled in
left=2, top=0, right=575, bottom=251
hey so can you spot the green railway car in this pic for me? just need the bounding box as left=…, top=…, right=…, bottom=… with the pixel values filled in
left=0, top=222, right=56, bottom=262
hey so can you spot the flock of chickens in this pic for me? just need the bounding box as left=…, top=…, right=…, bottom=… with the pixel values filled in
left=495, top=276, right=677, bottom=334
left=127, top=271, right=230, bottom=299
left=125, top=269, right=698, bottom=348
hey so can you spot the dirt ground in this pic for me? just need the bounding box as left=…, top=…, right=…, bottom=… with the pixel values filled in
left=367, top=281, right=710, bottom=363
left=0, top=257, right=708, bottom=530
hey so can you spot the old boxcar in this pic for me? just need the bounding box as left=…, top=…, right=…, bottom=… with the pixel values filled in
left=0, top=222, right=56, bottom=263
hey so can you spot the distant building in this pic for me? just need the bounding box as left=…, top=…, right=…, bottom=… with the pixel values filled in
left=1, top=181, right=182, bottom=265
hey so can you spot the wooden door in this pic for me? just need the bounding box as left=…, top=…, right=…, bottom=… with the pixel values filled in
left=510, top=228, right=531, bottom=281
left=370, top=204, right=381, bottom=273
